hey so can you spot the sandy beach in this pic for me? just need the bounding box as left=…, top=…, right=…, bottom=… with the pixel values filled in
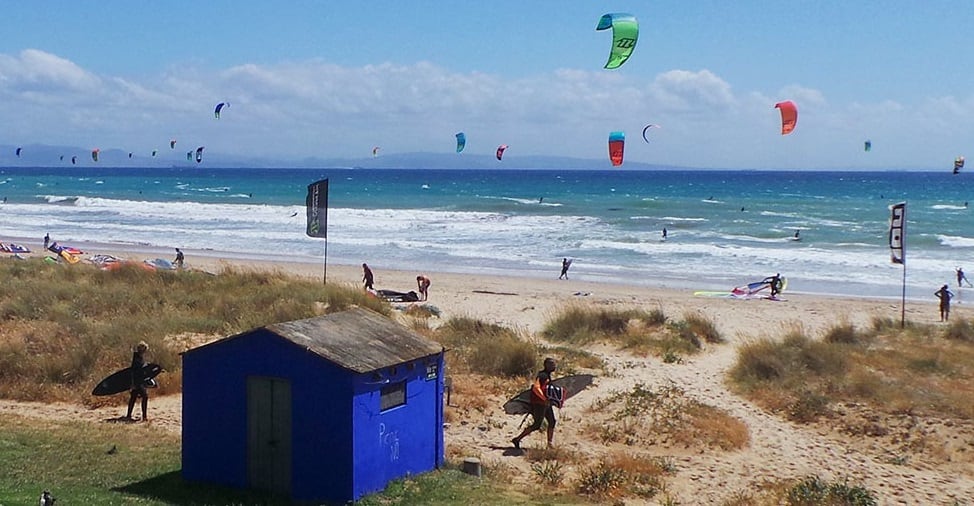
left=3, top=241, right=974, bottom=504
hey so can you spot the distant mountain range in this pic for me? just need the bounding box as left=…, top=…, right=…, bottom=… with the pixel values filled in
left=0, top=144, right=679, bottom=170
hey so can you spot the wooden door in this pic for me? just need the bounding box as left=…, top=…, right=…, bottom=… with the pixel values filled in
left=247, top=376, right=292, bottom=496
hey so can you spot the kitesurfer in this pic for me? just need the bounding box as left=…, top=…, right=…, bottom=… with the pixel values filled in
left=764, top=273, right=783, bottom=298
left=362, top=263, right=375, bottom=290
left=935, top=284, right=954, bottom=322
left=173, top=248, right=184, bottom=268
left=957, top=267, right=973, bottom=288
left=511, top=357, right=558, bottom=449
left=794, top=229, right=800, bottom=240
left=662, top=228, right=668, bottom=240
left=559, top=258, right=571, bottom=280
left=416, top=275, right=431, bottom=301
left=126, top=341, right=150, bottom=422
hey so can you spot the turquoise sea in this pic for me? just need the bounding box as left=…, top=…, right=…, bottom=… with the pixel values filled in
left=0, top=166, right=970, bottom=301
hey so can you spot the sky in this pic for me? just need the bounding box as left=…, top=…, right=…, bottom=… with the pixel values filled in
left=0, top=1, right=972, bottom=169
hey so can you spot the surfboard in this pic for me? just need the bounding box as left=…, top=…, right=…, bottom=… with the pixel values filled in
left=91, top=363, right=163, bottom=396
left=502, top=374, right=594, bottom=415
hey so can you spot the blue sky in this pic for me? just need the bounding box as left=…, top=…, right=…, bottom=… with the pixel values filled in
left=0, top=1, right=972, bottom=169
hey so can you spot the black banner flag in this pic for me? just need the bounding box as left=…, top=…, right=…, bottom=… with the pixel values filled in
left=889, top=202, right=905, bottom=265
left=306, top=179, right=329, bottom=238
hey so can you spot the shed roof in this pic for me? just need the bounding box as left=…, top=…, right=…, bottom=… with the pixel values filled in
left=200, top=307, right=442, bottom=374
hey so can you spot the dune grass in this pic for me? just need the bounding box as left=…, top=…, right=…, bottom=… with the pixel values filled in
left=541, top=305, right=722, bottom=360
left=729, top=319, right=974, bottom=422
left=0, top=259, right=387, bottom=403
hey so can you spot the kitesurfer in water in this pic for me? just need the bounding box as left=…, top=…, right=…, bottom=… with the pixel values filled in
left=662, top=228, right=668, bottom=240
left=935, top=284, right=954, bottom=322
left=511, top=357, right=558, bottom=449
left=362, top=263, right=374, bottom=290
left=416, top=275, right=431, bottom=300
left=126, top=341, right=150, bottom=422
left=559, top=258, right=571, bottom=280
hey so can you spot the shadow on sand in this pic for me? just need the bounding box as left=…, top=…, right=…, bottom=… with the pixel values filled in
left=115, top=471, right=292, bottom=506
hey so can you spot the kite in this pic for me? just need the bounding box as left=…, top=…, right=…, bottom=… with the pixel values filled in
left=774, top=100, right=798, bottom=135
left=954, top=156, right=965, bottom=175
left=596, top=13, right=638, bottom=70
left=864, top=140, right=872, bottom=152
left=608, top=131, right=625, bottom=166
left=170, top=139, right=176, bottom=149
left=372, top=146, right=380, bottom=157
left=186, top=151, right=193, bottom=161
left=641, top=124, right=660, bottom=143
left=71, top=156, right=77, bottom=165
left=15, top=147, right=21, bottom=157
left=128, top=153, right=133, bottom=159
left=195, top=146, right=205, bottom=163
left=152, top=150, right=158, bottom=157
left=91, top=148, right=100, bottom=162
left=214, top=102, right=229, bottom=119
left=59, top=155, right=64, bottom=161
left=455, top=132, right=466, bottom=153
left=496, top=144, right=508, bottom=161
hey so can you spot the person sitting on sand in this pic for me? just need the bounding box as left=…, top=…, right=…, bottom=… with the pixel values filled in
left=362, top=263, right=375, bottom=290
left=126, top=341, right=150, bottom=422
left=416, top=275, right=431, bottom=301
left=512, top=357, right=558, bottom=449
left=935, top=284, right=954, bottom=322
left=173, top=248, right=184, bottom=268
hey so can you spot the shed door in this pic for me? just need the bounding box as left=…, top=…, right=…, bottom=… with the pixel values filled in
left=247, top=376, right=292, bottom=496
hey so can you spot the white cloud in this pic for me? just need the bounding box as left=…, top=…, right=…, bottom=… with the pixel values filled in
left=1, top=50, right=974, bottom=168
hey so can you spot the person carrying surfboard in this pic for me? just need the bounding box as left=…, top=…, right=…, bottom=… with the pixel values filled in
left=126, top=341, right=150, bottom=422
left=511, top=357, right=558, bottom=449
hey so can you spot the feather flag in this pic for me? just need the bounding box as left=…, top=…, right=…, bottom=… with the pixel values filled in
left=889, top=202, right=906, bottom=264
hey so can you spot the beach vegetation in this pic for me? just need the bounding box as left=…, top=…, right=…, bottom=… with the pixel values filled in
left=0, top=259, right=386, bottom=403
left=542, top=305, right=721, bottom=358
left=574, top=452, right=672, bottom=501
left=431, top=316, right=538, bottom=378
left=587, top=383, right=749, bottom=451
left=730, top=319, right=974, bottom=426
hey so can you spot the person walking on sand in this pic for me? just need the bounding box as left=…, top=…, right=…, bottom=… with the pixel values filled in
left=43, top=233, right=49, bottom=250
left=559, top=258, right=571, bottom=280
left=362, top=263, right=374, bottom=290
left=512, top=357, right=558, bottom=449
left=416, top=275, right=431, bottom=301
left=935, top=284, right=954, bottom=322
left=957, top=267, right=972, bottom=288
left=173, top=248, right=184, bottom=268
left=126, top=341, right=150, bottom=422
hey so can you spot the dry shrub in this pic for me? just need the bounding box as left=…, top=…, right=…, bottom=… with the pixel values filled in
left=589, top=383, right=748, bottom=451
left=944, top=318, right=974, bottom=342
left=576, top=451, right=673, bottom=501
left=823, top=320, right=867, bottom=345
left=542, top=305, right=667, bottom=344
left=432, top=316, right=539, bottom=378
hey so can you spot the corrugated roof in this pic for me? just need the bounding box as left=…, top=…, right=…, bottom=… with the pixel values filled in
left=264, top=307, right=443, bottom=373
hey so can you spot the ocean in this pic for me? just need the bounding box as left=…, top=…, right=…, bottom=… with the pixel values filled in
left=0, top=166, right=969, bottom=301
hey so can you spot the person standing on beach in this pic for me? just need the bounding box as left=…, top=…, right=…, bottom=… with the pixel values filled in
left=559, top=258, right=571, bottom=280
left=362, top=263, right=375, bottom=290
left=173, top=248, right=184, bottom=268
left=126, top=341, right=150, bottom=422
left=512, top=357, right=558, bottom=449
left=957, top=267, right=972, bottom=288
left=43, top=233, right=49, bottom=250
left=416, top=275, right=431, bottom=300
left=935, top=284, right=954, bottom=322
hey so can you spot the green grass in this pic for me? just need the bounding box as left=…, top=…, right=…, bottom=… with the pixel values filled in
left=0, top=412, right=553, bottom=506
left=0, top=259, right=386, bottom=402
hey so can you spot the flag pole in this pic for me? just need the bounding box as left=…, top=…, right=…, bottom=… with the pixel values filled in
left=900, top=260, right=906, bottom=329
left=323, top=238, right=328, bottom=285
left=889, top=202, right=907, bottom=329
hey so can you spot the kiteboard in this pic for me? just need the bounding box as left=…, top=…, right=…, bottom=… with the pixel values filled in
left=502, top=374, right=595, bottom=415
left=91, top=363, right=163, bottom=396
left=60, top=249, right=80, bottom=264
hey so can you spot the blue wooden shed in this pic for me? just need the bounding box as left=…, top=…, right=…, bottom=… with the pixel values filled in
left=181, top=307, right=446, bottom=504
